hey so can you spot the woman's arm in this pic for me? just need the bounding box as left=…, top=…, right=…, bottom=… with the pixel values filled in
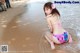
left=47, top=18, right=53, bottom=33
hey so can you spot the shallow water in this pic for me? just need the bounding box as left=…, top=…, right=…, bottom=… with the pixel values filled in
left=0, top=0, right=80, bottom=53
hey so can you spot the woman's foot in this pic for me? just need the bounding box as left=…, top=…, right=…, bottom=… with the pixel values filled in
left=50, top=42, right=55, bottom=50
left=68, top=35, right=73, bottom=43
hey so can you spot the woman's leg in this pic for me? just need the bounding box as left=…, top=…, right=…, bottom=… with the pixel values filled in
left=64, top=30, right=73, bottom=43
left=44, top=31, right=61, bottom=49
left=68, top=34, right=73, bottom=43
left=46, top=34, right=61, bottom=44
left=45, top=35, right=55, bottom=49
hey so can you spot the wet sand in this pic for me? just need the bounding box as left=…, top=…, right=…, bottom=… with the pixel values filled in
left=0, top=0, right=80, bottom=53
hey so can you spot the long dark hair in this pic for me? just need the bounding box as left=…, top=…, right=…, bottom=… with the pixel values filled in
left=43, top=2, right=60, bottom=16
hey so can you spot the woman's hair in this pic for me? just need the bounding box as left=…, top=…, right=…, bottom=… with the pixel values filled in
left=43, top=2, right=60, bottom=16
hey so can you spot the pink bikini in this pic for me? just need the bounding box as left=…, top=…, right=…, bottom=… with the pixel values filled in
left=53, top=32, right=68, bottom=43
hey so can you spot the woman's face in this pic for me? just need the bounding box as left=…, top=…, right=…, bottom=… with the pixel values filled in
left=45, top=7, right=52, bottom=15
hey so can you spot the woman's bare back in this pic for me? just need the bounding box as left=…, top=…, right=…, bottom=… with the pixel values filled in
left=47, top=14, right=66, bottom=34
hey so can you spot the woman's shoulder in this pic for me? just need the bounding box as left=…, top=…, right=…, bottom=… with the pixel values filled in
left=46, top=14, right=52, bottom=18
left=46, top=14, right=54, bottom=20
left=46, top=14, right=60, bottom=20
left=47, top=14, right=59, bottom=18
